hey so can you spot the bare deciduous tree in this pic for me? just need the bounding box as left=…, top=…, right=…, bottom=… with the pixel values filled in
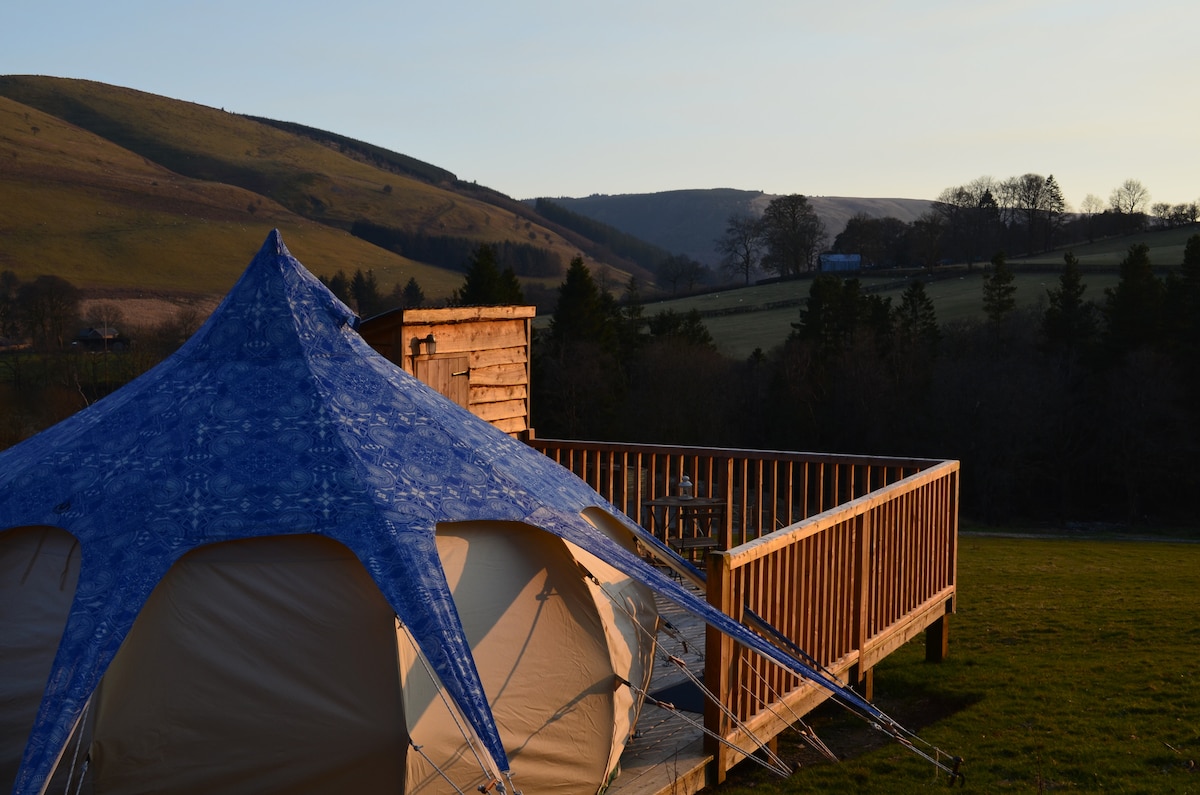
left=18, top=275, right=80, bottom=350
left=715, top=215, right=763, bottom=286
left=1080, top=194, right=1105, bottom=215
left=1109, top=178, right=1150, bottom=215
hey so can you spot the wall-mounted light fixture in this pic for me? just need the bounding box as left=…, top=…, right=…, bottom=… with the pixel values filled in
left=411, top=333, right=437, bottom=357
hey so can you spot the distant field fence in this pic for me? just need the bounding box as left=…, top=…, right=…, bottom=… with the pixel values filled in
left=529, top=439, right=959, bottom=783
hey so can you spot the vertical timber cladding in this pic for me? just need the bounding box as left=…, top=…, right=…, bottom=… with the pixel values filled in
left=357, top=306, right=536, bottom=438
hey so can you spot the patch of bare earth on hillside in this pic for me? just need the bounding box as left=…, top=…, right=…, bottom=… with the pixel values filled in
left=80, top=289, right=221, bottom=331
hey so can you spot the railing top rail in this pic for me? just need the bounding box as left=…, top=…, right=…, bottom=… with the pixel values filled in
left=721, top=459, right=961, bottom=566
left=529, top=438, right=953, bottom=471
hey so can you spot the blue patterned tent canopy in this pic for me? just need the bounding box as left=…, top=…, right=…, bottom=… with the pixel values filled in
left=1, top=231, right=889, bottom=794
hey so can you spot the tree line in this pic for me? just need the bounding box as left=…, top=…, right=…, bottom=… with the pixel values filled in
left=529, top=235, right=1200, bottom=528
left=0, top=241, right=526, bottom=447
left=532, top=198, right=673, bottom=275
left=6, top=228, right=1198, bottom=528
left=349, top=219, right=562, bottom=278
left=717, top=178, right=1200, bottom=282
left=317, top=243, right=525, bottom=318
left=0, top=271, right=203, bottom=448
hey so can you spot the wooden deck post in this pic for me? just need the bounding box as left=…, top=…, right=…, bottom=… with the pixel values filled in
left=704, top=551, right=734, bottom=785
left=721, top=456, right=734, bottom=550
left=925, top=612, right=949, bottom=663
left=851, top=511, right=873, bottom=700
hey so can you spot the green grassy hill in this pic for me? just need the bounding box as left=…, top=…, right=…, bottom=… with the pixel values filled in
left=1017, top=224, right=1198, bottom=269
left=0, top=75, right=642, bottom=310
left=5, top=74, right=1192, bottom=350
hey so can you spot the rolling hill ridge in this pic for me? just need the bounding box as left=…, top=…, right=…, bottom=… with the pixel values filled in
left=0, top=75, right=646, bottom=308
left=545, top=190, right=932, bottom=265
left=1, top=75, right=933, bottom=317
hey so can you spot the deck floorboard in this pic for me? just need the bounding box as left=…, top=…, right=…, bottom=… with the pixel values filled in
left=608, top=582, right=712, bottom=795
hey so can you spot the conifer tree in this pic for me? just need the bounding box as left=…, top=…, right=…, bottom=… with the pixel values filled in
left=795, top=275, right=890, bottom=356
left=1041, top=174, right=1067, bottom=251
left=321, top=270, right=351, bottom=304
left=1164, top=234, right=1200, bottom=393
left=616, top=276, right=646, bottom=356
left=349, top=268, right=382, bottom=317
left=982, top=252, right=1017, bottom=322
left=534, top=257, right=622, bottom=439
left=400, top=277, right=424, bottom=307
left=0, top=270, right=18, bottom=339
left=646, top=309, right=715, bottom=349
left=454, top=244, right=524, bottom=306
left=1043, top=252, right=1096, bottom=353
left=894, top=279, right=939, bottom=347
left=548, top=257, right=614, bottom=349
left=1103, top=243, right=1164, bottom=353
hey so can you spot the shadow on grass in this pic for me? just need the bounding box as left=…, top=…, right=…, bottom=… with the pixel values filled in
left=710, top=679, right=982, bottom=790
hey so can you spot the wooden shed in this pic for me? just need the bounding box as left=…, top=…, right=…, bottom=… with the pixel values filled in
left=357, top=306, right=536, bottom=438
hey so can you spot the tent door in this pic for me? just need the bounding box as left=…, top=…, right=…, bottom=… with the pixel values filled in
left=415, top=356, right=470, bottom=408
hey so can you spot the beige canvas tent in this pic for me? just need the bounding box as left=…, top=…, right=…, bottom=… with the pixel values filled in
left=0, top=231, right=668, bottom=795
left=1, top=522, right=654, bottom=794
left=401, top=518, right=656, bottom=794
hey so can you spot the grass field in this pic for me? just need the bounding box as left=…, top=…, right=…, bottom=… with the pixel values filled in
left=650, top=270, right=1124, bottom=359
left=711, top=533, right=1200, bottom=793
left=643, top=224, right=1200, bottom=358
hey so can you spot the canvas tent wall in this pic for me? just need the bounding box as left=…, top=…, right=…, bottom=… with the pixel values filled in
left=1, top=528, right=81, bottom=793
left=1, top=523, right=653, bottom=795
left=0, top=529, right=409, bottom=794
left=400, top=521, right=655, bottom=794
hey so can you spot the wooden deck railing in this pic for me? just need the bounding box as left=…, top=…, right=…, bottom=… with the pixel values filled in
left=529, top=439, right=959, bottom=784
left=704, top=459, right=958, bottom=781
left=530, top=439, right=943, bottom=546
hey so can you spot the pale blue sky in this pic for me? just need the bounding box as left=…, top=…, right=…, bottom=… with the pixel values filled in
left=5, top=1, right=1198, bottom=209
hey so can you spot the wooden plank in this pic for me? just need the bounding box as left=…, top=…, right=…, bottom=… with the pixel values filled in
left=402, top=321, right=528, bottom=355
left=469, top=346, right=528, bottom=369
left=413, top=355, right=470, bottom=408
left=469, top=398, right=527, bottom=423
left=356, top=309, right=406, bottom=334
left=526, top=438, right=960, bottom=780
left=611, top=748, right=709, bottom=795
left=402, top=306, right=535, bottom=323
left=469, top=361, right=528, bottom=387
left=470, top=383, right=528, bottom=404
left=489, top=415, right=528, bottom=434
left=723, top=654, right=862, bottom=763
left=926, top=614, right=949, bottom=663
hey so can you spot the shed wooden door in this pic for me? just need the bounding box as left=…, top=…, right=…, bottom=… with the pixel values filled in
left=414, top=356, right=470, bottom=409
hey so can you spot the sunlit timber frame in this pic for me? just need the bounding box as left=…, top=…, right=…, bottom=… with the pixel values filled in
left=358, top=306, right=536, bottom=439
left=528, top=438, right=959, bottom=788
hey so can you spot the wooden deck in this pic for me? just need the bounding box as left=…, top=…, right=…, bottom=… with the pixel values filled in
left=609, top=584, right=711, bottom=795
left=532, top=439, right=960, bottom=790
